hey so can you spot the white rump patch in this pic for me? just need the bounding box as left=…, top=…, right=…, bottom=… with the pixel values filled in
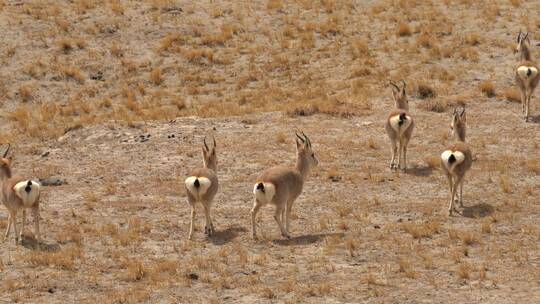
left=253, top=182, right=276, bottom=205
left=185, top=176, right=211, bottom=199
left=441, top=150, right=465, bottom=172
left=13, top=180, right=41, bottom=207
left=389, top=114, right=412, bottom=135
left=517, top=66, right=539, bottom=81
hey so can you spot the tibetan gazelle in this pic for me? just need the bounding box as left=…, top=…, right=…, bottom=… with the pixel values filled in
left=185, top=137, right=218, bottom=240
left=251, top=132, right=318, bottom=240
left=1, top=144, right=42, bottom=244
left=385, top=80, right=414, bottom=171
left=440, top=108, right=472, bottom=216
left=514, top=30, right=540, bottom=121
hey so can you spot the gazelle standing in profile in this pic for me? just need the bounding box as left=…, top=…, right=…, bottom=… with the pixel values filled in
left=1, top=144, right=42, bottom=244
left=184, top=137, right=218, bottom=240
left=440, top=108, right=472, bottom=216
left=251, top=131, right=318, bottom=240
left=385, top=80, right=414, bottom=171
left=514, top=30, right=540, bottom=122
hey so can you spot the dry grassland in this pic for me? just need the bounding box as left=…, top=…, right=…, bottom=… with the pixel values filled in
left=0, top=0, right=539, bottom=303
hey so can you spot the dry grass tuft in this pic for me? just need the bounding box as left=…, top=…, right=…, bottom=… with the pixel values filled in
left=509, top=0, right=521, bottom=7
left=18, top=85, right=33, bottom=102
left=499, top=175, right=511, bottom=193
left=415, top=83, right=437, bottom=99
left=125, top=260, right=147, bottom=281
left=21, top=245, right=83, bottom=270
left=418, top=99, right=447, bottom=112
left=479, top=81, right=495, bottom=97
left=457, top=262, right=471, bottom=279
left=416, top=33, right=434, bottom=48
left=523, top=159, right=540, bottom=174
left=503, top=87, right=521, bottom=103
left=150, top=67, right=163, bottom=85
left=402, top=220, right=441, bottom=239
left=275, top=131, right=286, bottom=144
left=460, top=231, right=478, bottom=246
left=398, top=257, right=417, bottom=278
left=424, top=156, right=440, bottom=169
left=57, top=38, right=73, bottom=53
left=397, top=22, right=412, bottom=37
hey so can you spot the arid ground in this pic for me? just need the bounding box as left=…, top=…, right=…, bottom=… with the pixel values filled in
left=0, top=0, right=539, bottom=303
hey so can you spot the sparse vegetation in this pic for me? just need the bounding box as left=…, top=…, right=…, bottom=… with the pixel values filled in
left=479, top=80, right=496, bottom=97
left=0, top=1, right=538, bottom=303
left=504, top=87, right=521, bottom=103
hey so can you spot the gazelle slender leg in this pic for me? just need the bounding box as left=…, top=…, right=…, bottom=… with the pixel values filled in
left=251, top=199, right=263, bottom=239
left=188, top=202, right=196, bottom=240
left=397, top=138, right=403, bottom=170
left=459, top=179, right=464, bottom=208
left=525, top=94, right=531, bottom=122
left=20, top=209, right=26, bottom=241
left=521, top=90, right=526, bottom=115
left=390, top=140, right=397, bottom=170
left=4, top=212, right=12, bottom=241
left=447, top=176, right=455, bottom=215
left=274, top=203, right=290, bottom=239
left=401, top=137, right=410, bottom=171
left=285, top=199, right=293, bottom=234
left=12, top=210, right=19, bottom=244
left=32, top=206, right=40, bottom=242
left=202, top=202, right=214, bottom=236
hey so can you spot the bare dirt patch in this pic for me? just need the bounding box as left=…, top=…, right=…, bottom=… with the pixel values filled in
left=1, top=1, right=540, bottom=303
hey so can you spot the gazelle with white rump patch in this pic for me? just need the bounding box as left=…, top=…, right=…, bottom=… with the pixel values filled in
left=185, top=137, right=218, bottom=240
left=514, top=30, right=540, bottom=121
left=440, top=108, right=472, bottom=216
left=1, top=144, right=42, bottom=244
left=385, top=80, right=414, bottom=171
left=251, top=131, right=318, bottom=240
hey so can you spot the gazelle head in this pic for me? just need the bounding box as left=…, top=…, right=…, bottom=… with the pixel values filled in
left=450, top=107, right=466, bottom=142
left=0, top=143, right=12, bottom=179
left=390, top=80, right=409, bottom=111
left=295, top=131, right=318, bottom=172
left=515, top=30, right=531, bottom=60
left=202, top=136, right=217, bottom=171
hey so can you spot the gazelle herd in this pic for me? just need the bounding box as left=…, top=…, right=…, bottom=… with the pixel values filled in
left=1, top=31, right=538, bottom=243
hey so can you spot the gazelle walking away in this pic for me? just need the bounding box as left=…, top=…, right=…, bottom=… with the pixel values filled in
left=185, top=137, right=218, bottom=240
left=440, top=108, right=472, bottom=216
left=1, top=144, right=42, bottom=244
left=514, top=30, right=540, bottom=122
left=385, top=80, right=414, bottom=171
left=251, top=131, right=318, bottom=240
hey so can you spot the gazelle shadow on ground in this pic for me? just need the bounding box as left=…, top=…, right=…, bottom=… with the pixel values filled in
left=462, top=203, right=494, bottom=218
left=273, top=232, right=344, bottom=246
left=529, top=114, right=540, bottom=124
left=406, top=165, right=435, bottom=177
left=209, top=226, right=247, bottom=245
left=21, top=236, right=61, bottom=252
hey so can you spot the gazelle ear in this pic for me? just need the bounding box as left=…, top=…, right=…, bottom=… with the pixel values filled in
left=296, top=138, right=302, bottom=150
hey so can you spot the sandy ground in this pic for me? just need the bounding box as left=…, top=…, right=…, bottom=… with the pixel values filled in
left=0, top=0, right=539, bottom=303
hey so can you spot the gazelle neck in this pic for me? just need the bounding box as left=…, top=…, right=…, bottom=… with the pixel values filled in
left=296, top=156, right=311, bottom=179
left=520, top=45, right=532, bottom=61
left=455, top=127, right=466, bottom=142
left=0, top=167, right=12, bottom=181
left=204, top=161, right=217, bottom=172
